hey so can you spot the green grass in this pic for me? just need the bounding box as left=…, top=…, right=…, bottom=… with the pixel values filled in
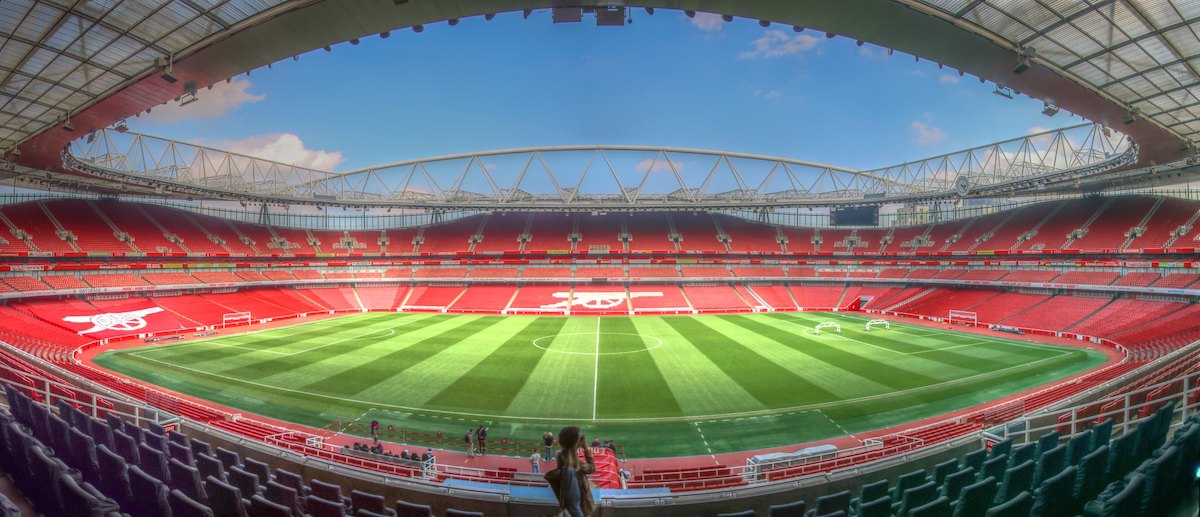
left=93, top=312, right=1107, bottom=458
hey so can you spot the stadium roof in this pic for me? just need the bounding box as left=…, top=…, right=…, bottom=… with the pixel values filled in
left=1, top=0, right=1198, bottom=200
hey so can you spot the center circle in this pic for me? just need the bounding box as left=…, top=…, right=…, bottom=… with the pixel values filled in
left=531, top=332, right=663, bottom=355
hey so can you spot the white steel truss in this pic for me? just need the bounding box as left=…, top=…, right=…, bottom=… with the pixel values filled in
left=65, top=123, right=1132, bottom=208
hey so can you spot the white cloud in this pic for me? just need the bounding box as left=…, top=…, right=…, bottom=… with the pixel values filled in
left=219, top=133, right=345, bottom=171
left=635, top=158, right=685, bottom=174
left=143, top=78, right=264, bottom=123
left=754, top=89, right=783, bottom=100
left=1027, top=126, right=1054, bottom=145
left=911, top=120, right=948, bottom=146
left=738, top=30, right=822, bottom=60
left=858, top=45, right=889, bottom=59
left=938, top=73, right=961, bottom=84
left=688, top=12, right=724, bottom=32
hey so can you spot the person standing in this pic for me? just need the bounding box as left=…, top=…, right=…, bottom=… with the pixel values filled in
left=530, top=449, right=541, bottom=474
left=476, top=425, right=488, bottom=455
left=543, top=432, right=555, bottom=459
left=551, top=426, right=595, bottom=517
left=370, top=420, right=379, bottom=443
left=465, top=429, right=476, bottom=457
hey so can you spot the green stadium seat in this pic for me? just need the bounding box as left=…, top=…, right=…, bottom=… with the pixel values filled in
left=983, top=491, right=1031, bottom=517
left=1031, top=465, right=1077, bottom=517
left=1140, top=445, right=1181, bottom=516
left=950, top=476, right=996, bottom=517
left=768, top=500, right=805, bottom=517
left=1074, top=446, right=1110, bottom=504
left=1035, top=431, right=1060, bottom=456
left=963, top=449, right=987, bottom=472
left=808, top=490, right=851, bottom=517
left=1033, top=444, right=1065, bottom=485
left=933, top=459, right=959, bottom=487
left=854, top=479, right=888, bottom=513
left=941, top=467, right=976, bottom=500
left=716, top=511, right=755, bottom=517
left=989, top=440, right=1012, bottom=460
left=1083, top=473, right=1144, bottom=517
left=895, top=481, right=937, bottom=517
left=1066, top=429, right=1093, bottom=465
left=978, top=455, right=1007, bottom=483
left=1008, top=443, right=1035, bottom=468
left=994, top=460, right=1034, bottom=504
left=856, top=496, right=892, bottom=517
left=890, top=470, right=929, bottom=500
left=909, top=495, right=951, bottom=517
left=1105, top=432, right=1137, bottom=477
left=1090, top=419, right=1113, bottom=450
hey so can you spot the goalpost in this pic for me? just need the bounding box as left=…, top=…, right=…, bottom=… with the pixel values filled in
left=864, top=319, right=890, bottom=331
left=221, top=312, right=252, bottom=327
left=814, top=322, right=842, bottom=335
left=947, top=310, right=978, bottom=327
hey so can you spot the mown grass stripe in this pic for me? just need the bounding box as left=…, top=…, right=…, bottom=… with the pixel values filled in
left=661, top=316, right=841, bottom=407
left=596, top=317, right=683, bottom=418
left=735, top=314, right=942, bottom=389
left=298, top=316, right=505, bottom=396
left=145, top=313, right=400, bottom=365
left=781, top=312, right=1041, bottom=373
left=423, top=317, right=568, bottom=412
left=213, top=314, right=445, bottom=379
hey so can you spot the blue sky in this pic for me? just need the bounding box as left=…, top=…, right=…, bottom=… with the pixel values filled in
left=129, top=9, right=1080, bottom=173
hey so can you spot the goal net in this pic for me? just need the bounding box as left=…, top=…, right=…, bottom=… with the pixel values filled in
left=814, top=322, right=842, bottom=335
left=865, top=319, right=890, bottom=331
left=948, top=310, right=977, bottom=326
left=221, top=312, right=252, bottom=327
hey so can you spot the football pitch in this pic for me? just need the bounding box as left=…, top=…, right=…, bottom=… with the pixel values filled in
left=93, top=312, right=1107, bottom=458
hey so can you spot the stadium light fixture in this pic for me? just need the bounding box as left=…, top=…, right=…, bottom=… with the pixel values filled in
left=721, top=14, right=733, bottom=22
left=114, top=120, right=128, bottom=133
left=412, top=24, right=424, bottom=33
left=759, top=20, right=770, bottom=27
left=180, top=93, right=199, bottom=107
left=448, top=18, right=459, bottom=26
left=61, top=113, right=74, bottom=132
left=993, top=85, right=1014, bottom=99
left=684, top=10, right=695, bottom=18
left=1042, top=102, right=1059, bottom=117
left=1013, top=47, right=1036, bottom=74
left=485, top=13, right=495, bottom=20
left=158, top=54, right=178, bottom=83
left=644, top=7, right=654, bottom=15
left=1124, top=108, right=1140, bottom=125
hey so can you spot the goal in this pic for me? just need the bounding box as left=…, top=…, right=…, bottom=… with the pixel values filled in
left=814, top=322, right=842, bottom=335
left=864, top=319, right=890, bottom=331
left=221, top=312, right=252, bottom=327
left=947, top=310, right=977, bottom=326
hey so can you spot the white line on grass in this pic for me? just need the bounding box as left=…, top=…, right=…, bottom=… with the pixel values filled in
left=592, top=317, right=601, bottom=421
left=815, top=409, right=861, bottom=443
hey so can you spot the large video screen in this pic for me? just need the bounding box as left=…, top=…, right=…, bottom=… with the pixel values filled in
left=830, top=206, right=879, bottom=226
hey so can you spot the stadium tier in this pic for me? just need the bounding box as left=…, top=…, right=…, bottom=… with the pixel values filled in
left=0, top=197, right=1196, bottom=515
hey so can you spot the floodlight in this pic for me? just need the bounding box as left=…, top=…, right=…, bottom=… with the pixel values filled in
left=180, top=93, right=199, bottom=107
left=114, top=120, right=128, bottom=133
left=160, top=67, right=177, bottom=83
left=721, top=14, right=732, bottom=22
left=1123, top=108, right=1140, bottom=125
left=993, top=85, right=1013, bottom=99
left=1013, top=55, right=1031, bottom=74
left=1041, top=102, right=1059, bottom=117
left=759, top=20, right=770, bottom=27
left=412, top=24, right=424, bottom=33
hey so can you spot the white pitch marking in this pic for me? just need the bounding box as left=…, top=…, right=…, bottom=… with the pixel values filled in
left=592, top=318, right=601, bottom=421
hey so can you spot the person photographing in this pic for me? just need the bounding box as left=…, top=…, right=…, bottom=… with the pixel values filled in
left=545, top=426, right=595, bottom=517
